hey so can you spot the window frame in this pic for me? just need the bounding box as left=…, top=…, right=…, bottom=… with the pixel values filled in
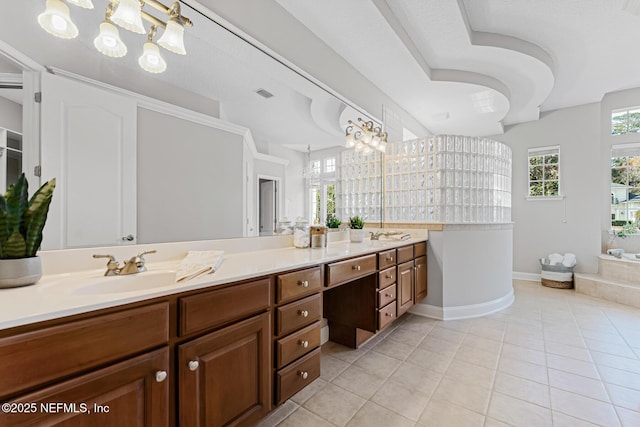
left=526, top=145, right=562, bottom=200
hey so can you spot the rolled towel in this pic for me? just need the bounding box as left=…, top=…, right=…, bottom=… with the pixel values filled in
left=562, top=253, right=577, bottom=268
left=548, top=253, right=564, bottom=266
left=176, top=250, right=224, bottom=283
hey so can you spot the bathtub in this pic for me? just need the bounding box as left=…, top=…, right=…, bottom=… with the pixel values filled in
left=598, top=253, right=640, bottom=282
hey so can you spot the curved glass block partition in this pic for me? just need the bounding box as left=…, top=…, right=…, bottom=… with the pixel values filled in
left=338, top=135, right=512, bottom=224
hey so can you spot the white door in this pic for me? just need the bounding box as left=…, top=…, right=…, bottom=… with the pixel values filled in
left=259, top=179, right=277, bottom=236
left=40, top=72, right=137, bottom=249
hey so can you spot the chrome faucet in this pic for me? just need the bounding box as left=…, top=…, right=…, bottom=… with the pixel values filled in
left=369, top=231, right=403, bottom=240
left=93, top=250, right=157, bottom=276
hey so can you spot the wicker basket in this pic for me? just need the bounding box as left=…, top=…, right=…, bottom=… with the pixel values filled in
left=541, top=277, right=574, bottom=289
left=540, top=263, right=574, bottom=289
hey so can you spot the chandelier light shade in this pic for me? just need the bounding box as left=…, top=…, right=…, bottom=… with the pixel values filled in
left=111, top=0, right=146, bottom=34
left=38, top=0, right=79, bottom=39
left=345, top=118, right=387, bottom=153
left=158, top=18, right=186, bottom=55
left=139, top=26, right=167, bottom=74
left=94, top=21, right=127, bottom=58
left=66, top=0, right=94, bottom=9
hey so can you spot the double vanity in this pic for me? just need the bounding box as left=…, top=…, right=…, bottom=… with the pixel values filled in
left=0, top=234, right=428, bottom=426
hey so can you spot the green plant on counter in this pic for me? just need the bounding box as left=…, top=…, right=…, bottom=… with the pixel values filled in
left=326, top=213, right=341, bottom=229
left=0, top=174, right=56, bottom=259
left=349, top=216, right=364, bottom=229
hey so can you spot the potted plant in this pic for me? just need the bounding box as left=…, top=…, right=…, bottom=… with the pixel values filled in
left=0, top=174, right=56, bottom=288
left=326, top=213, right=341, bottom=230
left=607, top=222, right=637, bottom=253
left=348, top=215, right=365, bottom=243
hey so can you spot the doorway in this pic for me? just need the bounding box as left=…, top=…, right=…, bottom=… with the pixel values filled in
left=258, top=176, right=280, bottom=236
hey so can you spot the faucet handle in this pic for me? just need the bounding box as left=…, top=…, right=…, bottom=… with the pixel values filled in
left=93, top=254, right=116, bottom=262
left=93, top=254, right=120, bottom=276
left=137, top=250, right=157, bottom=258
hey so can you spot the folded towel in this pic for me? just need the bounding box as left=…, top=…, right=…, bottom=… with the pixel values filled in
left=176, top=250, right=224, bottom=283
left=548, top=253, right=563, bottom=266
left=562, top=253, right=577, bottom=268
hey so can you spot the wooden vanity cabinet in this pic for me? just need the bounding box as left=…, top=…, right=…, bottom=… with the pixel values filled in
left=415, top=255, right=428, bottom=302
left=397, top=260, right=415, bottom=317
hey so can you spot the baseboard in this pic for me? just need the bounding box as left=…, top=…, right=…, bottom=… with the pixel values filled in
left=410, top=290, right=515, bottom=320
left=513, top=271, right=541, bottom=282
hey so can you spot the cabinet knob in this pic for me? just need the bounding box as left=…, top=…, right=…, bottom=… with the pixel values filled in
left=298, top=371, right=309, bottom=380
left=352, top=265, right=361, bottom=271
left=385, top=274, right=392, bottom=279
left=155, top=370, right=167, bottom=383
left=299, top=340, right=309, bottom=348
left=299, top=310, right=309, bottom=318
left=188, top=360, right=199, bottom=371
left=385, top=293, right=394, bottom=298
left=386, top=256, right=393, bottom=261
left=121, top=234, right=135, bottom=241
left=298, top=280, right=309, bottom=288
left=385, top=312, right=394, bottom=317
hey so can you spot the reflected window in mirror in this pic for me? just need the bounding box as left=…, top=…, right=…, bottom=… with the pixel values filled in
left=0, top=129, right=22, bottom=192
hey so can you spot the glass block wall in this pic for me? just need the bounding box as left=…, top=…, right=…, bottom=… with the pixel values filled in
left=339, top=135, right=512, bottom=224
left=337, top=150, right=383, bottom=222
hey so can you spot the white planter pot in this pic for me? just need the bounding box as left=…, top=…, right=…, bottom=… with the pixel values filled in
left=0, top=257, right=42, bottom=288
left=349, top=229, right=364, bottom=243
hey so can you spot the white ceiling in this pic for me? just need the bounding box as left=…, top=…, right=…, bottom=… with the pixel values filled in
left=276, top=0, right=640, bottom=135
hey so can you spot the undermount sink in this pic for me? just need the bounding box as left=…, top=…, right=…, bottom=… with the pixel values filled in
left=70, top=270, right=176, bottom=295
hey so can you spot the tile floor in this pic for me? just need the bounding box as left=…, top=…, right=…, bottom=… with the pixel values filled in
left=257, top=280, right=640, bottom=426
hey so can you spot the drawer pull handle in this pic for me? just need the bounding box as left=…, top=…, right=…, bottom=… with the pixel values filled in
left=385, top=273, right=392, bottom=279
left=299, top=340, right=310, bottom=348
left=352, top=265, right=361, bottom=271
left=385, top=293, right=394, bottom=298
left=298, top=371, right=309, bottom=380
left=385, top=312, right=394, bottom=317
left=386, top=256, right=393, bottom=261
left=298, top=280, right=309, bottom=288
left=188, top=360, right=199, bottom=371
left=155, top=371, right=167, bottom=383
left=299, top=310, right=309, bottom=317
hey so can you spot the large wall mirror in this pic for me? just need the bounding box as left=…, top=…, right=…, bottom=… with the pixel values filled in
left=0, top=1, right=384, bottom=250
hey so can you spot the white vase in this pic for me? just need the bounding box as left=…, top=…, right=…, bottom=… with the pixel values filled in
left=349, top=229, right=364, bottom=243
left=0, top=257, right=42, bottom=288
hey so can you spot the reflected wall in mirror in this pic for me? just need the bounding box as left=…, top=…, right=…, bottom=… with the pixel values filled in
left=0, top=1, right=384, bottom=250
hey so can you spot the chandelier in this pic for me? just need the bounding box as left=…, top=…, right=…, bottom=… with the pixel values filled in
left=301, top=145, right=320, bottom=181
left=37, top=0, right=193, bottom=74
left=344, top=118, right=388, bottom=153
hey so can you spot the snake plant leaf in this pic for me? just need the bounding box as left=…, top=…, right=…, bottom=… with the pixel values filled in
left=4, top=174, right=28, bottom=239
left=24, top=178, right=56, bottom=257
left=0, top=208, right=7, bottom=258
left=5, top=229, right=27, bottom=259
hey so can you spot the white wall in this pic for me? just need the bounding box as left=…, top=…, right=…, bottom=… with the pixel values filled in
left=492, top=103, right=602, bottom=274
left=137, top=108, right=244, bottom=243
left=0, top=96, right=21, bottom=132
left=265, top=143, right=306, bottom=220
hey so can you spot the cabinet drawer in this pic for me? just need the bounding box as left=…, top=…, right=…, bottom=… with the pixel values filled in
left=179, top=278, right=270, bottom=336
left=326, top=254, right=377, bottom=287
left=378, top=249, right=396, bottom=269
left=276, top=321, right=321, bottom=369
left=277, top=266, right=322, bottom=304
left=0, top=303, right=169, bottom=398
left=415, top=241, right=427, bottom=257
left=276, top=293, right=322, bottom=336
left=276, top=348, right=321, bottom=404
left=378, top=301, right=397, bottom=330
left=397, top=245, right=414, bottom=263
left=378, top=266, right=396, bottom=289
left=378, top=284, right=397, bottom=308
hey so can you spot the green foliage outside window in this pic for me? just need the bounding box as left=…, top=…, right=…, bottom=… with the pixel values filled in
left=528, top=153, right=559, bottom=197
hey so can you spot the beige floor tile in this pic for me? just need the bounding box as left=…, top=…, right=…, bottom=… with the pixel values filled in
left=551, top=411, right=600, bottom=426
left=432, top=376, right=492, bottom=415
left=454, top=345, right=501, bottom=370
left=444, top=359, right=496, bottom=389
left=487, top=392, right=552, bottom=427
left=277, top=407, right=334, bottom=427
left=438, top=318, right=475, bottom=333
left=591, top=350, right=640, bottom=374
left=548, top=368, right=610, bottom=402
left=406, top=347, right=453, bottom=373
left=372, top=337, right=415, bottom=361
left=501, top=343, right=546, bottom=366
left=550, top=388, right=621, bottom=427
left=498, top=356, right=548, bottom=384
left=331, top=365, right=387, bottom=400
left=399, top=316, right=438, bottom=334
left=386, top=327, right=427, bottom=347
left=616, top=406, right=640, bottom=427
left=483, top=417, right=513, bottom=427
left=353, top=349, right=402, bottom=378
left=585, top=338, right=638, bottom=359
left=581, top=329, right=628, bottom=345
left=469, top=325, right=505, bottom=342
left=417, top=399, right=485, bottom=427
left=546, top=353, right=600, bottom=380
left=388, top=362, right=442, bottom=396
left=503, top=332, right=545, bottom=351
left=346, top=401, right=414, bottom=427
left=606, top=383, right=640, bottom=411
left=290, top=377, right=328, bottom=405
left=544, top=340, right=592, bottom=362
left=599, top=365, right=640, bottom=391
left=320, top=354, right=350, bottom=381
left=303, top=383, right=366, bottom=427
left=493, top=372, right=550, bottom=408
left=256, top=400, right=298, bottom=427
left=371, top=378, right=430, bottom=421
left=418, top=335, right=461, bottom=357
left=322, top=341, right=370, bottom=364
left=544, top=331, right=586, bottom=348
left=461, top=335, right=503, bottom=353
left=427, top=325, right=467, bottom=344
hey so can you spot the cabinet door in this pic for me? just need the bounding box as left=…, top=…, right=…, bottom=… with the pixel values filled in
left=178, top=312, right=270, bottom=427
left=1, top=348, right=169, bottom=427
left=414, top=255, right=428, bottom=302
left=397, top=261, right=414, bottom=316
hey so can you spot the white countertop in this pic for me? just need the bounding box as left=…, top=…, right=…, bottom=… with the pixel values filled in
left=0, top=235, right=426, bottom=331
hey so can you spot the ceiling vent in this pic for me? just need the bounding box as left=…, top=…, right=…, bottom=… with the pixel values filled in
left=255, top=88, right=274, bottom=99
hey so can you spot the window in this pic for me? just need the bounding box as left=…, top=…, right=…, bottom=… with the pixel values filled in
left=325, top=157, right=336, bottom=173
left=612, top=107, right=640, bottom=135
left=528, top=146, right=560, bottom=197
left=310, top=183, right=336, bottom=225
left=611, top=143, right=640, bottom=227
left=310, top=160, right=321, bottom=175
